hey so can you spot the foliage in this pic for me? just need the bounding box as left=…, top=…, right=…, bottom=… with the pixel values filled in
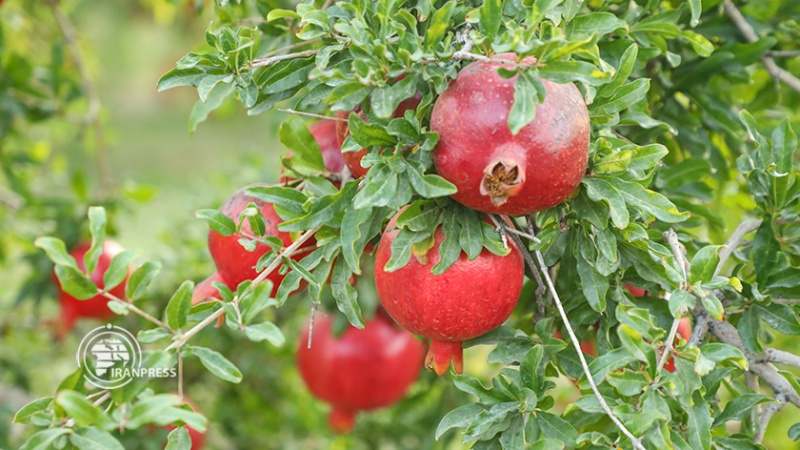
left=3, top=0, right=800, bottom=449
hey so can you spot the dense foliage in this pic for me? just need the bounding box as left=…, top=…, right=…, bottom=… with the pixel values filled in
left=3, top=0, right=800, bottom=448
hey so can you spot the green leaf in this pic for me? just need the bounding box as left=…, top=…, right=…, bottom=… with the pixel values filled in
left=13, top=397, right=53, bottom=424
left=54, top=265, right=98, bottom=300
left=738, top=307, right=762, bottom=353
left=569, top=12, right=627, bottom=37
left=347, top=114, right=395, bottom=147
left=480, top=0, right=503, bottom=38
left=689, top=246, right=722, bottom=284
left=682, top=31, right=714, bottom=57
left=371, top=76, right=417, bottom=119
left=755, top=303, right=800, bottom=335
left=157, top=67, right=214, bottom=92
left=458, top=207, right=483, bottom=260
left=432, top=212, right=462, bottom=275
left=537, top=411, right=578, bottom=448
left=600, top=44, right=638, bottom=97
left=35, top=237, right=78, bottom=269
left=595, top=79, right=650, bottom=116
left=436, top=404, right=484, bottom=440
left=508, top=69, right=542, bottom=135
left=425, top=2, right=456, bottom=51
left=279, top=116, right=325, bottom=174
left=279, top=182, right=358, bottom=232
left=124, top=261, right=162, bottom=301
left=607, top=178, right=688, bottom=223
left=126, top=394, right=181, bottom=429
left=752, top=222, right=780, bottom=284
left=19, top=429, right=71, bottom=450
left=56, top=391, right=115, bottom=430
left=331, top=257, right=364, bottom=328
left=529, top=439, right=566, bottom=450
left=577, top=254, right=608, bottom=312
left=244, top=321, right=285, bottom=346
left=189, top=83, right=234, bottom=134
left=84, top=207, right=107, bottom=276
left=528, top=0, right=562, bottom=27
left=405, top=163, right=458, bottom=198
left=70, top=427, right=125, bottom=450
left=353, top=165, right=398, bottom=209
left=668, top=289, right=696, bottom=317
left=713, top=394, right=774, bottom=427
left=138, top=328, right=171, bottom=343
left=499, top=414, right=524, bottom=450
left=166, top=281, right=194, bottom=330
left=688, top=0, right=701, bottom=26
left=245, top=186, right=308, bottom=214
left=195, top=209, right=236, bottom=236
left=540, top=61, right=610, bottom=86
left=685, top=391, right=712, bottom=450
left=188, top=346, right=243, bottom=383
left=582, top=178, right=629, bottom=229
left=165, top=427, right=192, bottom=450
left=103, top=250, right=138, bottom=291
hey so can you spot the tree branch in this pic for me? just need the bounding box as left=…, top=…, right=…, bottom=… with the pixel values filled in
left=165, top=226, right=319, bottom=351
left=755, top=394, right=785, bottom=444
left=490, top=216, right=546, bottom=319
left=722, top=0, right=800, bottom=94
left=99, top=290, right=174, bottom=333
left=494, top=215, right=645, bottom=450
left=714, top=219, right=763, bottom=277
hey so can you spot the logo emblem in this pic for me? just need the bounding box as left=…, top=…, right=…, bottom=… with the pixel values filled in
left=77, top=324, right=142, bottom=389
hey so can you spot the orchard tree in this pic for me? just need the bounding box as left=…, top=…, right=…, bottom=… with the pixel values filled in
left=6, top=0, right=800, bottom=449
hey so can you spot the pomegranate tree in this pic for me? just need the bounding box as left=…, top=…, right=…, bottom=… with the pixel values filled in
left=374, top=212, right=524, bottom=375
left=55, top=240, right=127, bottom=334
left=431, top=53, right=590, bottom=216
left=296, top=312, right=424, bottom=432
left=207, top=186, right=308, bottom=293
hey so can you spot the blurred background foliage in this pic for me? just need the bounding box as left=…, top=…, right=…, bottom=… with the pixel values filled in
left=1, top=0, right=800, bottom=448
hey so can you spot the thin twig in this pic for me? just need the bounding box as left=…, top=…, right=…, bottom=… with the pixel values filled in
left=92, top=391, right=110, bottom=407
left=99, top=290, right=174, bottom=333
left=307, top=302, right=318, bottom=349
left=166, top=227, right=319, bottom=351
left=687, top=312, right=710, bottom=347
left=277, top=108, right=347, bottom=122
left=722, top=0, right=800, bottom=94
left=714, top=219, right=763, bottom=277
left=656, top=308, right=684, bottom=373
left=491, top=216, right=546, bottom=319
left=178, top=346, right=184, bottom=400
left=755, top=394, right=784, bottom=444
left=663, top=229, right=689, bottom=285
left=768, top=50, right=800, bottom=58
left=496, top=216, right=645, bottom=449
left=250, top=49, right=319, bottom=68
left=50, top=0, right=113, bottom=193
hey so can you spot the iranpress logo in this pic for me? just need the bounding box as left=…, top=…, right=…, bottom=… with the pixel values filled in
left=77, top=324, right=176, bottom=389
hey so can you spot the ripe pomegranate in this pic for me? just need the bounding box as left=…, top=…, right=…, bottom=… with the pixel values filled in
left=374, top=212, right=524, bottom=375
left=55, top=240, right=127, bottom=335
left=664, top=317, right=692, bottom=372
left=335, top=95, right=422, bottom=178
left=280, top=120, right=346, bottom=184
left=296, top=312, right=424, bottom=432
left=207, top=186, right=310, bottom=294
left=431, top=53, right=590, bottom=215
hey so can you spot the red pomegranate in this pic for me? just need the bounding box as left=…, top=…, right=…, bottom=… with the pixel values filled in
left=207, top=186, right=309, bottom=294
left=664, top=317, right=692, bottom=372
left=296, top=312, right=424, bottom=432
left=431, top=53, right=590, bottom=215
left=335, top=95, right=422, bottom=178
left=624, top=283, right=649, bottom=297
left=164, top=398, right=206, bottom=450
left=55, top=240, right=127, bottom=335
left=281, top=120, right=346, bottom=184
left=374, top=212, right=524, bottom=375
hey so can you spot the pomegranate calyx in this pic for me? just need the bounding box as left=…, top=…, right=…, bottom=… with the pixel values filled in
left=480, top=159, right=526, bottom=207
left=425, top=340, right=464, bottom=376
left=328, top=408, right=356, bottom=433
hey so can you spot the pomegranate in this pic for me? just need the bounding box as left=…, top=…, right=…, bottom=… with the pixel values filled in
left=335, top=95, right=422, bottom=178
left=664, top=317, right=692, bottom=372
left=624, top=283, right=649, bottom=297
left=374, top=212, right=525, bottom=375
left=296, top=312, right=424, bottom=432
left=280, top=120, right=346, bottom=184
left=55, top=240, right=127, bottom=335
left=207, top=186, right=309, bottom=294
left=431, top=53, right=590, bottom=215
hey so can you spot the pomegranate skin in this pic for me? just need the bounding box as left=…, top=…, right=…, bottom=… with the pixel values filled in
left=191, top=272, right=226, bottom=306
left=296, top=312, right=424, bottom=432
left=335, top=94, right=422, bottom=178
left=56, top=240, right=127, bottom=334
left=280, top=120, right=346, bottom=184
left=374, top=213, right=524, bottom=375
left=207, top=186, right=306, bottom=294
left=431, top=53, right=590, bottom=215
